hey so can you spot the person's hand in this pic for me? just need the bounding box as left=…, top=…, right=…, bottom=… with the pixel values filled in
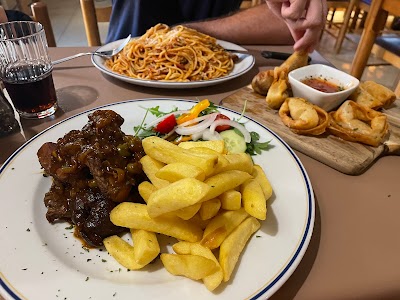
left=265, top=0, right=328, bottom=52
left=0, top=6, right=8, bottom=23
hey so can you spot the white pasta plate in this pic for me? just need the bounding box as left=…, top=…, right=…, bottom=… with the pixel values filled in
left=0, top=99, right=314, bottom=300
left=91, top=39, right=255, bottom=88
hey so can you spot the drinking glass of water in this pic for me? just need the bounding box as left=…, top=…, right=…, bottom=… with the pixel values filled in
left=0, top=21, right=57, bottom=119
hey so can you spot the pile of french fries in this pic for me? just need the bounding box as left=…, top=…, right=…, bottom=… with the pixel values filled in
left=104, top=136, right=273, bottom=291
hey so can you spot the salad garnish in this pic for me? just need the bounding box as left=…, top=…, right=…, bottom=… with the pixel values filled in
left=133, top=99, right=271, bottom=155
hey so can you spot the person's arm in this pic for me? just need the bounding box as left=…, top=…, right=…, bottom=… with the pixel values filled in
left=185, top=4, right=294, bottom=45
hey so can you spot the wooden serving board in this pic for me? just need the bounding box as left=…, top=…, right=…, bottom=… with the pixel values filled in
left=221, top=86, right=400, bottom=175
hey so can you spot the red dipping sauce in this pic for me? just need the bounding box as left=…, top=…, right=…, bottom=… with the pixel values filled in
left=301, top=77, right=343, bottom=93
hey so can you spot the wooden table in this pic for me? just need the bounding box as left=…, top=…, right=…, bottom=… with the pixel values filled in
left=350, top=0, right=400, bottom=78
left=1, top=46, right=400, bottom=300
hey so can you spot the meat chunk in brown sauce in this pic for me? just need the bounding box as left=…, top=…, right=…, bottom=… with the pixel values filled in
left=44, top=179, right=72, bottom=223
left=37, top=110, right=147, bottom=247
left=71, top=186, right=126, bottom=247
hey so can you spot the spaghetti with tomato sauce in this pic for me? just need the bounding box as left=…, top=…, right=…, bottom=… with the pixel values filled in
left=105, top=23, right=236, bottom=82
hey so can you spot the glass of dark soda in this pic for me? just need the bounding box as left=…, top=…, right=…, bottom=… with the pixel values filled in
left=0, top=21, right=57, bottom=119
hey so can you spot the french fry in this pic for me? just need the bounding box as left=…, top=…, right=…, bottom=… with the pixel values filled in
left=202, top=170, right=252, bottom=202
left=190, top=147, right=230, bottom=177
left=220, top=190, right=242, bottom=210
left=175, top=203, right=202, bottom=220
left=161, top=254, right=219, bottom=281
left=138, top=181, right=157, bottom=203
left=188, top=213, right=212, bottom=230
left=189, top=147, right=221, bottom=155
left=219, top=217, right=261, bottom=282
left=106, top=136, right=270, bottom=290
left=201, top=209, right=249, bottom=249
left=131, top=229, right=160, bottom=265
left=199, top=198, right=221, bottom=220
left=213, top=153, right=254, bottom=175
left=252, top=164, right=273, bottom=200
left=211, top=155, right=230, bottom=176
left=110, top=203, right=203, bottom=242
left=142, top=136, right=218, bottom=176
left=103, top=235, right=146, bottom=270
left=147, top=178, right=211, bottom=218
left=156, top=162, right=205, bottom=182
left=173, top=242, right=223, bottom=291
left=241, top=179, right=267, bottom=220
left=140, top=155, right=170, bottom=189
left=178, top=140, right=226, bottom=154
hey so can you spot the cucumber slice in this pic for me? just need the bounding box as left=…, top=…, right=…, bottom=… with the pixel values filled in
left=220, top=129, right=247, bottom=153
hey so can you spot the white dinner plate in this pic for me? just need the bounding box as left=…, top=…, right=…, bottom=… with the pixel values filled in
left=91, top=40, right=255, bottom=89
left=0, top=99, right=314, bottom=300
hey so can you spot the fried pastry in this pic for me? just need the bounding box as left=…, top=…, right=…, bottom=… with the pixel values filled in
left=328, top=100, right=389, bottom=147
left=266, top=67, right=290, bottom=109
left=251, top=69, right=274, bottom=95
left=349, top=81, right=396, bottom=110
left=279, top=97, right=330, bottom=135
left=280, top=50, right=309, bottom=72
left=251, top=51, right=309, bottom=96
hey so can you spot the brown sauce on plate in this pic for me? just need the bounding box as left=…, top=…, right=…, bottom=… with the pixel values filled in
left=301, top=77, right=343, bottom=93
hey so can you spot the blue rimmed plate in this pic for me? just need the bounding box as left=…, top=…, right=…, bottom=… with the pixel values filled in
left=0, top=99, right=314, bottom=300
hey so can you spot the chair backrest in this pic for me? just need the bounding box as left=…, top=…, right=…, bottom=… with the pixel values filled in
left=80, top=0, right=111, bottom=46
left=11, top=0, right=56, bottom=47
left=322, top=0, right=349, bottom=35
left=30, top=1, right=56, bottom=47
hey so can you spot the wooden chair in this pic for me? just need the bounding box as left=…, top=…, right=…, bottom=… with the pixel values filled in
left=31, top=1, right=56, bottom=47
left=326, top=0, right=350, bottom=29
left=14, top=0, right=56, bottom=47
left=350, top=0, right=400, bottom=96
left=334, top=0, right=371, bottom=53
left=321, top=0, right=350, bottom=39
left=80, top=0, right=112, bottom=46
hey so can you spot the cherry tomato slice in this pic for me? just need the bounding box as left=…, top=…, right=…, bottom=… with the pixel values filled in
left=154, top=114, right=177, bottom=134
left=215, top=114, right=231, bottom=132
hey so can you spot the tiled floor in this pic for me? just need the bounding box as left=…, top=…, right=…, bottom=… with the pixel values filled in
left=43, top=0, right=399, bottom=92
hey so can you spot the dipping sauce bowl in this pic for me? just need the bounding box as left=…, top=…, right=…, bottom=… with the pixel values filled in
left=288, top=64, right=360, bottom=111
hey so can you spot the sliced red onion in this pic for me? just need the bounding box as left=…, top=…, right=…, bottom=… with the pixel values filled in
left=191, top=130, right=204, bottom=141
left=178, top=112, right=219, bottom=127
left=202, top=128, right=222, bottom=141
left=209, top=120, right=251, bottom=143
left=175, top=113, right=218, bottom=136
left=162, top=128, right=177, bottom=140
left=145, top=110, right=188, bottom=129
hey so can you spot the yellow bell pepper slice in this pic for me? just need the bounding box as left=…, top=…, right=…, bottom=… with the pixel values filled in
left=176, top=99, right=210, bottom=125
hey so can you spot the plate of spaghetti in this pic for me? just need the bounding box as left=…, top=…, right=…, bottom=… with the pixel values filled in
left=91, top=24, right=255, bottom=89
